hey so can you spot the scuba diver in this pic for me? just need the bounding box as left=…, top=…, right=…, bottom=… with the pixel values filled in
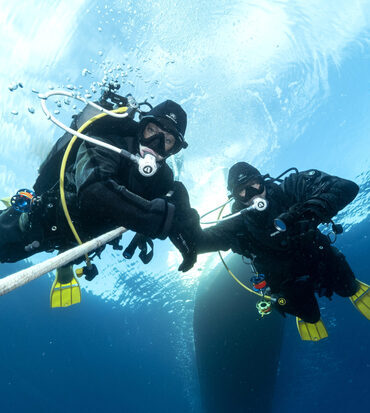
left=0, top=92, right=198, bottom=306
left=191, top=161, right=367, bottom=327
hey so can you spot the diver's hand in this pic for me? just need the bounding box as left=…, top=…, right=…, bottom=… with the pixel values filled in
left=287, top=214, right=320, bottom=249
left=274, top=204, right=321, bottom=248
left=169, top=208, right=200, bottom=272
left=169, top=231, right=197, bottom=272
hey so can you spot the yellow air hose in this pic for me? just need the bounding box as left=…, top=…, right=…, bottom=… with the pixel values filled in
left=216, top=203, right=274, bottom=301
left=59, top=106, right=129, bottom=266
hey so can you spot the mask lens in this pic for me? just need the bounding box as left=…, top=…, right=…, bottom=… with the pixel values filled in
left=234, top=177, right=264, bottom=202
left=156, top=122, right=183, bottom=155
left=142, top=120, right=183, bottom=157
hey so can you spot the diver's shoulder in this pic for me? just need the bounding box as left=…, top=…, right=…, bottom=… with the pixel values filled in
left=86, top=115, right=139, bottom=138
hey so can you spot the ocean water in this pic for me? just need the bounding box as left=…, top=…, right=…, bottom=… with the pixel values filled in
left=0, top=1, right=369, bottom=412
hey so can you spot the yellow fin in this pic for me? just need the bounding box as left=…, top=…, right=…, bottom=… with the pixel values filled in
left=296, top=317, right=328, bottom=341
left=350, top=280, right=370, bottom=320
left=50, top=270, right=81, bottom=308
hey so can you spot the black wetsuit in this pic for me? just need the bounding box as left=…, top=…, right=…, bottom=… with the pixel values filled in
left=196, top=169, right=359, bottom=323
left=0, top=113, right=183, bottom=264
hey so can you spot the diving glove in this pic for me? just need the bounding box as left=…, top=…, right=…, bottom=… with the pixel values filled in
left=169, top=230, right=197, bottom=272
left=169, top=208, right=200, bottom=272
left=274, top=204, right=321, bottom=249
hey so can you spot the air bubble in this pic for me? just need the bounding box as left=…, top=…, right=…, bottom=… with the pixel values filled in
left=8, top=83, right=18, bottom=91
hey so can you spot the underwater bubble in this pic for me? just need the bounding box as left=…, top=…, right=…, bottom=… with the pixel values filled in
left=32, top=88, right=39, bottom=93
left=66, top=84, right=75, bottom=90
left=98, top=27, right=102, bottom=32
left=64, top=98, right=70, bottom=105
left=85, top=93, right=92, bottom=99
left=98, top=51, right=104, bottom=56
left=8, top=83, right=18, bottom=91
left=28, top=107, right=35, bottom=114
left=72, top=105, right=77, bottom=109
left=48, top=85, right=54, bottom=90
left=54, top=110, right=60, bottom=115
left=11, top=110, right=18, bottom=115
left=82, top=68, right=91, bottom=77
left=18, top=82, right=24, bottom=88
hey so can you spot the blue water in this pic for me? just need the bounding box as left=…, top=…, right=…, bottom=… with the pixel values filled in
left=1, top=1, right=370, bottom=412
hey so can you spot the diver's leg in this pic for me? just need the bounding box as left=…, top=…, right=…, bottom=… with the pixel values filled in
left=328, top=247, right=359, bottom=297
left=276, top=278, right=321, bottom=323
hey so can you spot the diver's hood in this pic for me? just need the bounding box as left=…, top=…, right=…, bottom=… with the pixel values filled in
left=138, top=100, right=188, bottom=155
left=228, top=162, right=262, bottom=193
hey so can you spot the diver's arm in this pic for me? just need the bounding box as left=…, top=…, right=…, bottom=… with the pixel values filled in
left=282, top=170, right=359, bottom=221
left=74, top=141, right=174, bottom=239
left=195, top=219, right=241, bottom=254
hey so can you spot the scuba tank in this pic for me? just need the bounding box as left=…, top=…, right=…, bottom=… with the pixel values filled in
left=33, top=90, right=139, bottom=195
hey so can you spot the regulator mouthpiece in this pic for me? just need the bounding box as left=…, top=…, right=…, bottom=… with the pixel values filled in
left=138, top=153, right=158, bottom=177
left=252, top=197, right=268, bottom=212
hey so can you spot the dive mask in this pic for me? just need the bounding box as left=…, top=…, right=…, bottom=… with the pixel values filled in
left=139, top=119, right=187, bottom=158
left=233, top=176, right=265, bottom=203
